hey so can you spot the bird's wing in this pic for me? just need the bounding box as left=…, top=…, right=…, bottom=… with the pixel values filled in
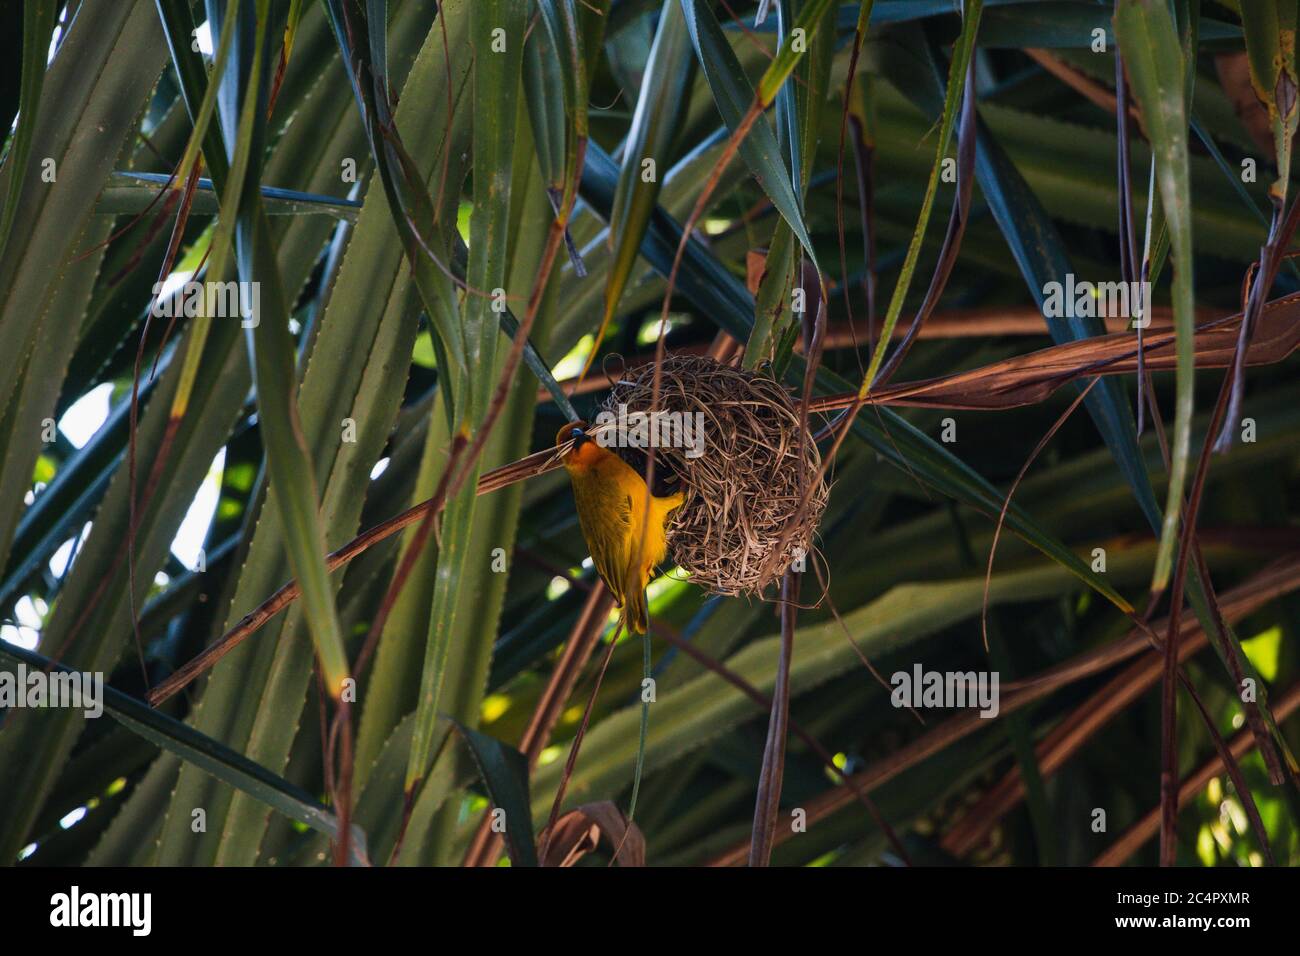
left=614, top=444, right=683, bottom=499
left=571, top=476, right=634, bottom=605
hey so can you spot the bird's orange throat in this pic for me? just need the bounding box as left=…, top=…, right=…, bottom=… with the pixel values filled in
left=562, top=435, right=605, bottom=471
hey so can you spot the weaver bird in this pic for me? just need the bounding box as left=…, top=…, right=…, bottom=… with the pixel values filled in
left=555, top=421, right=686, bottom=633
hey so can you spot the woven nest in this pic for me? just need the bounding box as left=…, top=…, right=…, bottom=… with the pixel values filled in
left=600, top=355, right=828, bottom=596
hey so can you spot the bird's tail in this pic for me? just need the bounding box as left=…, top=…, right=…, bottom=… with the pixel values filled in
left=623, top=581, right=648, bottom=634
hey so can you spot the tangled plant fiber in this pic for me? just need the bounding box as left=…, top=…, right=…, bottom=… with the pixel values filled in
left=600, top=355, right=828, bottom=596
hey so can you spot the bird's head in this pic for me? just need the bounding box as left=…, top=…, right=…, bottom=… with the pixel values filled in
left=555, top=420, right=591, bottom=453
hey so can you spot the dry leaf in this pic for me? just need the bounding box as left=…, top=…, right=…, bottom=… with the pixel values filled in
left=538, top=802, right=646, bottom=867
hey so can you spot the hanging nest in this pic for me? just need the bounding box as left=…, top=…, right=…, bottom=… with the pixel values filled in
left=600, top=355, right=828, bottom=596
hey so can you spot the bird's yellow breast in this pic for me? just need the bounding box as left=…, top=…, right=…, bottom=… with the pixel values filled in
left=558, top=433, right=684, bottom=632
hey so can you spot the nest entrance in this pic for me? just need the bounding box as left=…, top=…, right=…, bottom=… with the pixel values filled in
left=600, top=355, right=828, bottom=597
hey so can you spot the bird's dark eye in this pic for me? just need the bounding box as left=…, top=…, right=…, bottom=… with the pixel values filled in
left=571, top=427, right=583, bottom=439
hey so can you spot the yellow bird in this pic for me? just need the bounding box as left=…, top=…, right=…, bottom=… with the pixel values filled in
left=555, top=421, right=686, bottom=633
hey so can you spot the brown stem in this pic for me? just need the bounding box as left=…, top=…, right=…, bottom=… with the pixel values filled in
left=706, top=554, right=1300, bottom=866
left=146, top=447, right=564, bottom=706
left=1092, top=681, right=1300, bottom=867
left=941, top=554, right=1300, bottom=858
left=462, top=583, right=615, bottom=867
left=748, top=571, right=798, bottom=867
left=650, top=615, right=913, bottom=864
left=832, top=7, right=874, bottom=373
left=537, top=627, right=621, bottom=864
